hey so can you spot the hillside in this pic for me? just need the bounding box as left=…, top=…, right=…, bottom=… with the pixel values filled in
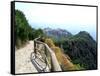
left=61, top=31, right=97, bottom=69
left=15, top=10, right=44, bottom=49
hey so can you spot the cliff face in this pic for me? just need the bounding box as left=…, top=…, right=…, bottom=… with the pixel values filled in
left=62, top=31, right=97, bottom=70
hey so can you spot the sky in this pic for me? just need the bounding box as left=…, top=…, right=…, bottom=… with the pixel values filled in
left=15, top=2, right=97, bottom=40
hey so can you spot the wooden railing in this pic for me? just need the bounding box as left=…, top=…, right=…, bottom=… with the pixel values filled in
left=31, top=37, right=62, bottom=72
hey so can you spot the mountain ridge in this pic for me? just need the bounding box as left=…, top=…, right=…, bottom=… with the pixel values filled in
left=43, top=27, right=72, bottom=41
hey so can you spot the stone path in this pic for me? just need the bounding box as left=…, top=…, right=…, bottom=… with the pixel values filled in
left=15, top=41, right=38, bottom=74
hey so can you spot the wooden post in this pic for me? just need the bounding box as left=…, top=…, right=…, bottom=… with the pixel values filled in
left=34, top=40, right=36, bottom=54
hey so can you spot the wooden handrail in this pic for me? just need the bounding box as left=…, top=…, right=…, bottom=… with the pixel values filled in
left=34, top=37, right=62, bottom=71
left=44, top=44, right=62, bottom=71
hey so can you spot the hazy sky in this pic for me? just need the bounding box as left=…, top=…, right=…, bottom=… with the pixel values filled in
left=15, top=2, right=97, bottom=40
